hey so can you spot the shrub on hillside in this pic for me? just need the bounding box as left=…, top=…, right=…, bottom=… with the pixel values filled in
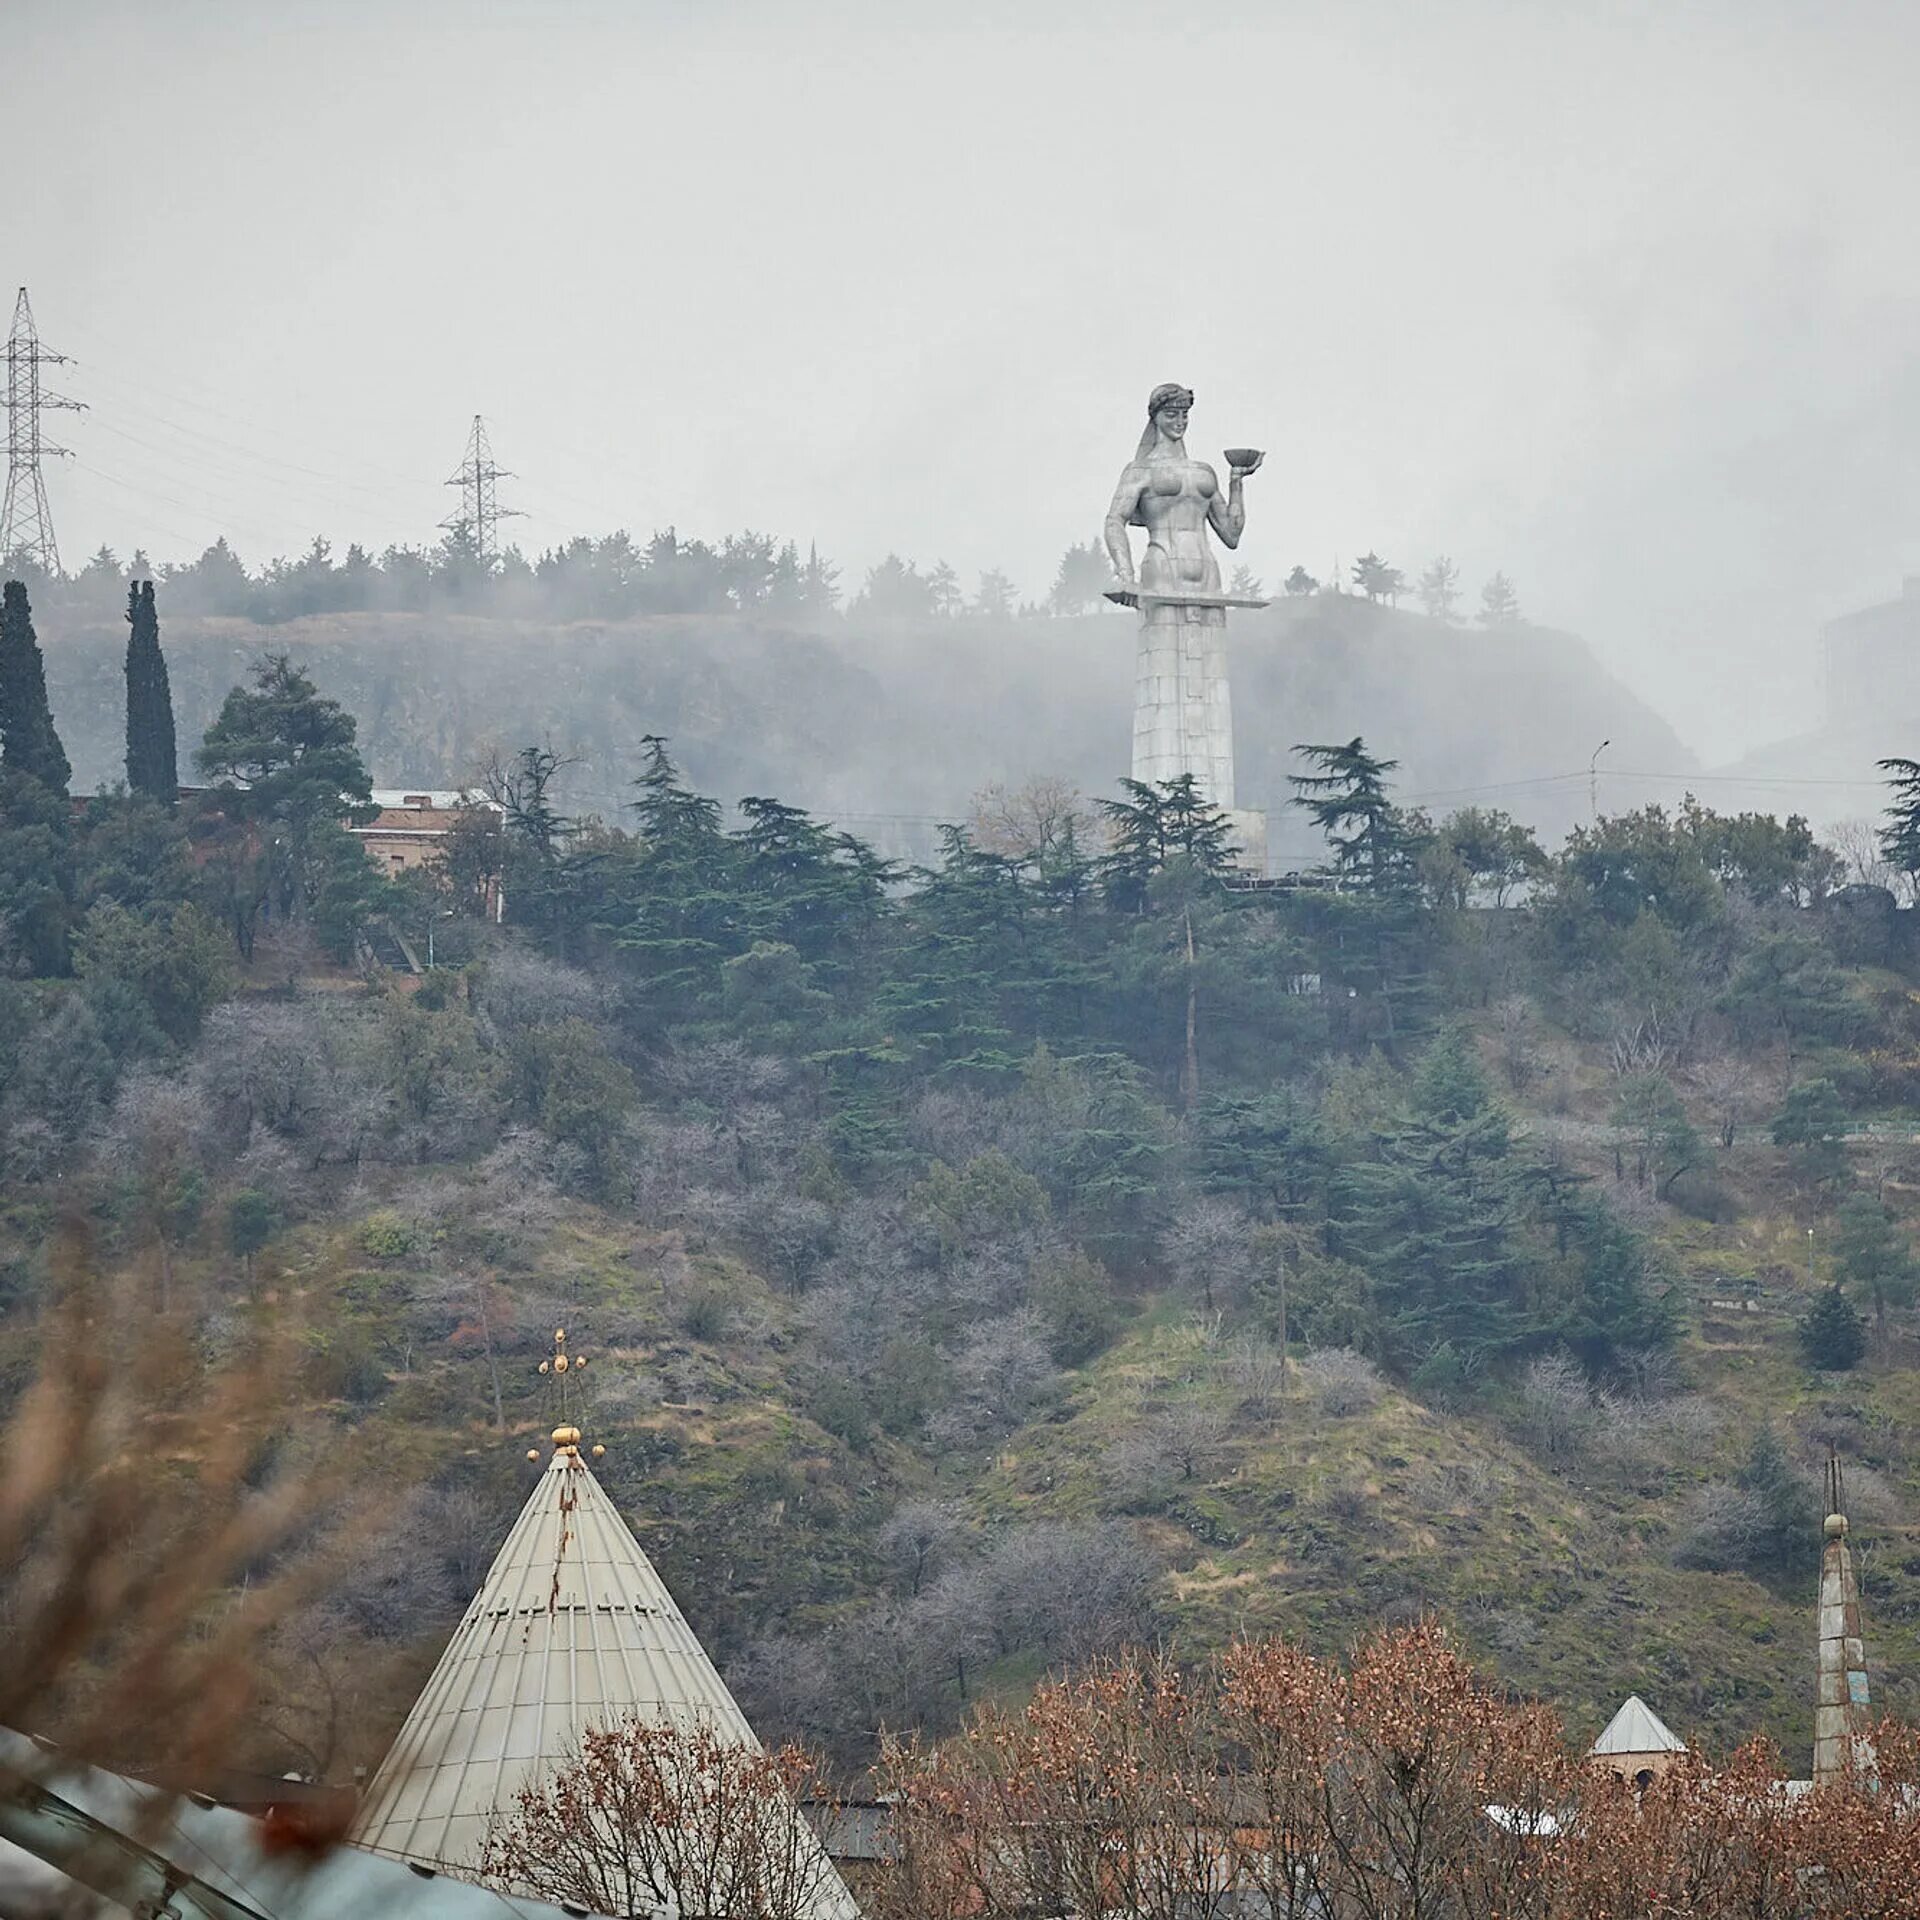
left=1103, top=1404, right=1231, bottom=1510
left=676, top=1278, right=736, bottom=1342
left=1517, top=1352, right=1596, bottom=1458
left=1224, top=1334, right=1288, bottom=1423
left=1673, top=1427, right=1818, bottom=1575
left=1590, top=1391, right=1721, bottom=1480
left=1410, top=1340, right=1471, bottom=1405
left=1029, top=1248, right=1125, bottom=1365
left=1297, top=1346, right=1384, bottom=1417
left=1670, top=1483, right=1776, bottom=1573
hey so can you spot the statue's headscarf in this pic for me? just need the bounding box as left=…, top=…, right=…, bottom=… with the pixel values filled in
left=1135, top=383, right=1194, bottom=460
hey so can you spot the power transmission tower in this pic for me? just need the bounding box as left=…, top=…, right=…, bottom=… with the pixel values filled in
left=1, top=288, right=85, bottom=576
left=441, top=414, right=522, bottom=568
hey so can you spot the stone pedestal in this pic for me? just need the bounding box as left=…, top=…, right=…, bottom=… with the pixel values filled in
left=1226, top=807, right=1267, bottom=875
left=1123, top=589, right=1268, bottom=876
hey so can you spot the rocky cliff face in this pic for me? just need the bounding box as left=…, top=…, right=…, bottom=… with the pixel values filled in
left=41, top=596, right=1693, bottom=857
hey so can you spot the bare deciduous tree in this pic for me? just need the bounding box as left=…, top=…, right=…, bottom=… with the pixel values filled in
left=94, top=1071, right=213, bottom=1310
left=1105, top=1404, right=1230, bottom=1505
left=481, top=1715, right=849, bottom=1920
left=1494, top=993, right=1544, bottom=1093
left=1828, top=815, right=1898, bottom=893
left=1295, top=1346, right=1384, bottom=1417
left=1160, top=1198, right=1258, bottom=1314
left=1689, top=1051, right=1768, bottom=1150
left=1225, top=1333, right=1289, bottom=1424
left=968, top=775, right=1105, bottom=863
left=878, top=1500, right=969, bottom=1598
left=882, top=1624, right=1920, bottom=1920
left=927, top=1310, right=1060, bottom=1447
left=1518, top=1352, right=1595, bottom=1459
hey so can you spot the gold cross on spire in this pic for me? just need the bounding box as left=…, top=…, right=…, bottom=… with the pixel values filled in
left=524, top=1327, right=607, bottom=1464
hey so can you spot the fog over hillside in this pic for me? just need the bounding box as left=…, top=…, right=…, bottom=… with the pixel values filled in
left=40, top=595, right=1691, bottom=858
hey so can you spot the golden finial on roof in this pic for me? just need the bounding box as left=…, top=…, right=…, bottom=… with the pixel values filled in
left=532, top=1326, right=606, bottom=1464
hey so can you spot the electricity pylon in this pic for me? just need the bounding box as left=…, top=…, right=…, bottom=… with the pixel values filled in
left=1, top=289, right=85, bottom=575
left=441, top=414, right=522, bottom=567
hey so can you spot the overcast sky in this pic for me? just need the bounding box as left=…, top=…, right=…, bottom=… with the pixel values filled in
left=11, top=0, right=1919, bottom=761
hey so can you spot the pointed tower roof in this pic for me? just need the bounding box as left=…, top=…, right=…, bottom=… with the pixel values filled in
left=1814, top=1448, right=1873, bottom=1784
left=352, top=1337, right=857, bottom=1918
left=1591, top=1694, right=1686, bottom=1757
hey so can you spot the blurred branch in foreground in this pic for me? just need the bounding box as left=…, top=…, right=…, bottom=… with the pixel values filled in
left=0, top=1215, right=390, bottom=1911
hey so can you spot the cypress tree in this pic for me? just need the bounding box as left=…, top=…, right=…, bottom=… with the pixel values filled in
left=124, top=581, right=179, bottom=802
left=0, top=579, right=71, bottom=796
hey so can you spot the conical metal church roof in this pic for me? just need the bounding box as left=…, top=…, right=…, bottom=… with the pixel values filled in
left=1590, top=1693, right=1686, bottom=1757
left=352, top=1380, right=858, bottom=1917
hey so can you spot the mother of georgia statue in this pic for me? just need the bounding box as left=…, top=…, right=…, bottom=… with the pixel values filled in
left=1102, top=384, right=1265, bottom=857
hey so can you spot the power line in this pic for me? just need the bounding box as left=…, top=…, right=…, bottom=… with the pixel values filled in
left=56, top=314, right=430, bottom=489
left=1, top=288, right=85, bottom=572
left=70, top=454, right=296, bottom=555
left=87, top=402, right=417, bottom=519
left=442, top=414, right=523, bottom=566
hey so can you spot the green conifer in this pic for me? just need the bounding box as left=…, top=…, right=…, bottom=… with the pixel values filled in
left=1800, top=1283, right=1867, bottom=1371
left=0, top=579, right=71, bottom=796
left=1834, top=1193, right=1919, bottom=1321
left=613, top=736, right=739, bottom=1008
left=124, top=580, right=179, bottom=802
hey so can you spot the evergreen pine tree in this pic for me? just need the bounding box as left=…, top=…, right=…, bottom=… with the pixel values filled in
left=124, top=581, right=179, bottom=802
left=0, top=580, right=71, bottom=796
left=1735, top=1424, right=1818, bottom=1569
left=1770, top=1076, right=1851, bottom=1187
left=1834, top=1193, right=1919, bottom=1321
left=195, top=653, right=377, bottom=946
left=1560, top=1193, right=1678, bottom=1364
left=612, top=736, right=739, bottom=1009
left=876, top=826, right=1028, bottom=1072
left=1290, top=738, right=1435, bottom=1041
left=1197, top=1087, right=1327, bottom=1221
left=1289, top=739, right=1410, bottom=886
left=1878, top=756, right=1920, bottom=888
left=1156, top=774, right=1236, bottom=871
left=733, top=795, right=892, bottom=979
left=1099, top=779, right=1172, bottom=913
left=1800, top=1284, right=1867, bottom=1371
left=1033, top=814, right=1099, bottom=920
left=1099, top=774, right=1234, bottom=912
left=1335, top=1029, right=1531, bottom=1365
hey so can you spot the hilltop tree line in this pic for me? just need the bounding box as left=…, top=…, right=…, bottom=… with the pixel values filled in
left=9, top=530, right=1530, bottom=628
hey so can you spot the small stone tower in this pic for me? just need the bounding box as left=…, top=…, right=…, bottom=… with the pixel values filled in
left=1589, top=1694, right=1686, bottom=1789
left=1813, top=1447, right=1873, bottom=1785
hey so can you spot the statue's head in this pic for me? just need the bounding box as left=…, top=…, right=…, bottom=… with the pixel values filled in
left=1148, top=383, right=1193, bottom=439
left=1135, top=383, right=1193, bottom=460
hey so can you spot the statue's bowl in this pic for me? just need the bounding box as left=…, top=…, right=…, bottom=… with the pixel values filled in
left=1223, top=447, right=1263, bottom=470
